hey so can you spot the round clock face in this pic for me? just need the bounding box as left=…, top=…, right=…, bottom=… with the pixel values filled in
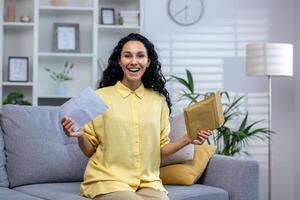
left=168, top=0, right=204, bottom=26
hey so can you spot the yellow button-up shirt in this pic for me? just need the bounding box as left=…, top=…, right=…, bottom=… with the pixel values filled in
left=80, top=81, right=170, bottom=198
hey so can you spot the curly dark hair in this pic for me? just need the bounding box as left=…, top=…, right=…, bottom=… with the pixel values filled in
left=98, top=33, right=172, bottom=113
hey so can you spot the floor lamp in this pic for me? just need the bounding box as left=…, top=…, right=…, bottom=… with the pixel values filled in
left=245, top=43, right=293, bottom=200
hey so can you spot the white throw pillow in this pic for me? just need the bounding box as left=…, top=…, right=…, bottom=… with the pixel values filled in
left=160, top=113, right=194, bottom=167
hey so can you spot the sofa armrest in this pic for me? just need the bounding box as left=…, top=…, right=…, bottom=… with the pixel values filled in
left=199, top=155, right=259, bottom=200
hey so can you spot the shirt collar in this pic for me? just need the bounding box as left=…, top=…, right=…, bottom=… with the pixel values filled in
left=115, top=81, right=145, bottom=99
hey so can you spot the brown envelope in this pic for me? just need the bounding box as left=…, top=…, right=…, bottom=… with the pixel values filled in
left=184, top=92, right=224, bottom=141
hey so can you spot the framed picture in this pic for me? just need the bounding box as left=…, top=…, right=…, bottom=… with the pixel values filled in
left=53, top=23, right=80, bottom=53
left=100, top=8, right=115, bottom=25
left=8, top=57, right=29, bottom=82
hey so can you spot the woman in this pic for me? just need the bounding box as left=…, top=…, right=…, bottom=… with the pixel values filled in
left=61, top=33, right=210, bottom=200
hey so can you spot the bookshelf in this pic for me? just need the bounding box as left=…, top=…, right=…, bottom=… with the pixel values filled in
left=0, top=0, right=143, bottom=106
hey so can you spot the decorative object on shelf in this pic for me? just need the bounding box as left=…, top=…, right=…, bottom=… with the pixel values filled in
left=167, top=0, right=204, bottom=26
left=53, top=23, right=80, bottom=53
left=51, top=0, right=67, bottom=6
left=44, top=62, right=74, bottom=95
left=20, top=15, right=31, bottom=23
left=44, top=62, right=74, bottom=81
left=100, top=8, right=115, bottom=25
left=3, top=91, right=31, bottom=105
left=5, top=1, right=16, bottom=22
left=55, top=82, right=67, bottom=95
left=118, top=10, right=139, bottom=26
left=8, top=57, right=29, bottom=82
left=245, top=43, right=293, bottom=200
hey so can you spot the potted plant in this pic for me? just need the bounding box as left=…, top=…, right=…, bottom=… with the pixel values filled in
left=170, top=69, right=270, bottom=156
left=3, top=91, right=31, bottom=105
left=44, top=62, right=74, bottom=95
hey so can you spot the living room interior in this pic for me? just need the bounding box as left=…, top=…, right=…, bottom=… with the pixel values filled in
left=0, top=0, right=299, bottom=200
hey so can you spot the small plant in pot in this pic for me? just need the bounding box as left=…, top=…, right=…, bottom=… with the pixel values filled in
left=44, top=62, right=74, bottom=95
left=3, top=91, right=31, bottom=105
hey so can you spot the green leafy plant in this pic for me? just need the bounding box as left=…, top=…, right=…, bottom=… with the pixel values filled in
left=171, top=69, right=203, bottom=105
left=44, top=62, right=74, bottom=82
left=3, top=91, right=31, bottom=105
left=170, top=69, right=270, bottom=156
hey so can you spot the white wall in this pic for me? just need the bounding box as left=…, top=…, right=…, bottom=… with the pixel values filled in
left=144, top=0, right=297, bottom=199
left=294, top=0, right=300, bottom=199
left=268, top=1, right=296, bottom=200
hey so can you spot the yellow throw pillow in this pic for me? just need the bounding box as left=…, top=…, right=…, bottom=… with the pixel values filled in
left=160, top=144, right=216, bottom=185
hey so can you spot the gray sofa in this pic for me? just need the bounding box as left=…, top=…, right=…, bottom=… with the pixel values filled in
left=0, top=105, right=259, bottom=200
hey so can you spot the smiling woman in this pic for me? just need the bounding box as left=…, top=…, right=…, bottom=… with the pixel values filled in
left=61, top=33, right=212, bottom=200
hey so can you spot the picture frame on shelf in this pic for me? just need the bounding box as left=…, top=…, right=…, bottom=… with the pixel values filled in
left=53, top=23, right=80, bottom=53
left=100, top=8, right=115, bottom=25
left=8, top=57, right=29, bottom=82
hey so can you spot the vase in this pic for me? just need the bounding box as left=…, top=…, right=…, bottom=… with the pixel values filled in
left=6, top=2, right=15, bottom=22
left=51, top=0, right=67, bottom=6
left=55, top=82, right=66, bottom=95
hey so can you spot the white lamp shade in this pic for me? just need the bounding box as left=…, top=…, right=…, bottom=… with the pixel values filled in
left=246, top=43, right=293, bottom=77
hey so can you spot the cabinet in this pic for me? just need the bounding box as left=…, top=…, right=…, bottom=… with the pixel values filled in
left=1, top=0, right=143, bottom=106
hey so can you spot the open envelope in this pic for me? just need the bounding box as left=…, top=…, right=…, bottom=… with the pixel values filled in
left=60, top=87, right=108, bottom=131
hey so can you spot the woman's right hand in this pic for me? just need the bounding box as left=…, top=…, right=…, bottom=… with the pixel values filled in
left=61, top=116, right=84, bottom=138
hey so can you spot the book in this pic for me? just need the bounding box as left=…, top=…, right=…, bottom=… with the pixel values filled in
left=183, top=92, right=224, bottom=141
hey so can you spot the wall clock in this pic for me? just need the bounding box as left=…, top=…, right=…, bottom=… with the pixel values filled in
left=167, top=0, right=204, bottom=26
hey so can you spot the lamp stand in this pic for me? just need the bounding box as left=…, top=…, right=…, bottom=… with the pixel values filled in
left=268, top=75, right=272, bottom=200
left=246, top=43, right=293, bottom=200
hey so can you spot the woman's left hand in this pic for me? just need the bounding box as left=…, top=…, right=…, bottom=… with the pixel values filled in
left=190, top=130, right=212, bottom=145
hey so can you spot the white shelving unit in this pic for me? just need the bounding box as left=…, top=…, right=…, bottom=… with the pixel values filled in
left=39, top=6, right=94, bottom=12
left=98, top=24, right=140, bottom=30
left=1, top=0, right=143, bottom=106
left=1, top=0, right=35, bottom=105
left=38, top=52, right=94, bottom=58
left=2, top=82, right=34, bottom=86
left=3, top=22, right=34, bottom=27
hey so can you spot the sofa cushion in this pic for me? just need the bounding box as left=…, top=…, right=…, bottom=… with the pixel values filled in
left=13, top=182, right=88, bottom=200
left=160, top=144, right=216, bottom=185
left=0, top=187, right=42, bottom=200
left=0, top=105, right=88, bottom=187
left=13, top=182, right=228, bottom=200
left=161, top=113, right=194, bottom=167
left=0, top=127, right=9, bottom=187
left=165, top=184, right=229, bottom=200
